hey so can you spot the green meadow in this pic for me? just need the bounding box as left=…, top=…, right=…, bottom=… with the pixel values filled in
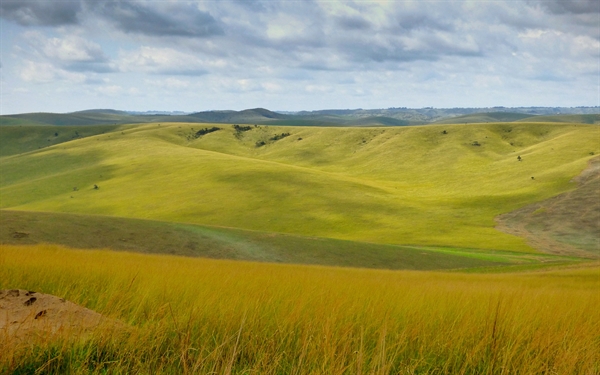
left=1, top=122, right=598, bottom=253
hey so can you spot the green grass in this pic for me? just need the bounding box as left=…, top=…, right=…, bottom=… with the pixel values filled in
left=1, top=122, right=598, bottom=253
left=0, top=125, right=128, bottom=157
left=2, top=209, right=579, bottom=271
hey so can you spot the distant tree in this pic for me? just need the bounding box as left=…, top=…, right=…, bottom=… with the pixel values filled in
left=442, top=130, right=447, bottom=134
left=93, top=184, right=99, bottom=190
left=54, top=132, right=59, bottom=137
left=517, top=155, right=522, bottom=161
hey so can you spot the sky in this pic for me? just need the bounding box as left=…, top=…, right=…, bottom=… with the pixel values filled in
left=0, top=0, right=598, bottom=115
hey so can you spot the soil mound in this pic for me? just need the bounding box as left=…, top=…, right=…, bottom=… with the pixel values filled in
left=0, top=289, right=112, bottom=345
left=496, top=156, right=600, bottom=257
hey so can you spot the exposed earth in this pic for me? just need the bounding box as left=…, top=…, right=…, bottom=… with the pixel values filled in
left=496, top=156, right=600, bottom=258
left=0, top=289, right=111, bottom=346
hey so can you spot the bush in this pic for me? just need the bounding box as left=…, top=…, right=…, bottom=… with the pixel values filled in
left=233, top=124, right=252, bottom=132
left=194, top=127, right=221, bottom=138
left=270, top=133, right=291, bottom=141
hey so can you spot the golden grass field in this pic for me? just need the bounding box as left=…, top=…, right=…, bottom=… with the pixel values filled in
left=1, top=244, right=599, bottom=374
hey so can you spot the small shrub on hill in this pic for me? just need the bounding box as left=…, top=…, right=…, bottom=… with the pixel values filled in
left=233, top=124, right=252, bottom=132
left=270, top=133, right=291, bottom=141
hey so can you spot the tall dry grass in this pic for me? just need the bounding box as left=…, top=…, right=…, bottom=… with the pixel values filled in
left=1, top=244, right=598, bottom=374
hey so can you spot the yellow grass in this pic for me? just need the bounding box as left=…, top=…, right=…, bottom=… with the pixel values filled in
left=2, top=244, right=599, bottom=374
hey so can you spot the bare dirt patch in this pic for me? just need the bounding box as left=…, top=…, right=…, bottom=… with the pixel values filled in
left=0, top=289, right=115, bottom=346
left=496, top=156, right=600, bottom=258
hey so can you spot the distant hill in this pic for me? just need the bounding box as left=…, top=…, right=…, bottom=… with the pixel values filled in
left=519, top=114, right=600, bottom=124
left=0, top=112, right=149, bottom=126
left=1, top=107, right=598, bottom=127
left=346, top=116, right=413, bottom=126
left=71, top=109, right=130, bottom=115
left=433, top=112, right=534, bottom=124
left=188, top=108, right=289, bottom=123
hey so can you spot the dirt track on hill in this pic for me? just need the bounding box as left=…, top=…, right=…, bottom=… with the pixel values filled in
left=496, top=156, right=600, bottom=258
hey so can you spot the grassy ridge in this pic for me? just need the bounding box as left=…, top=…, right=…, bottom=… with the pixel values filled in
left=2, top=210, right=577, bottom=271
left=0, top=125, right=127, bottom=157
left=1, top=122, right=598, bottom=252
left=2, top=244, right=599, bottom=374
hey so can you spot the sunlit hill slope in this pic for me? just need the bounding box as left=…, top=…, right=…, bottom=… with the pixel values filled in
left=1, top=122, right=598, bottom=253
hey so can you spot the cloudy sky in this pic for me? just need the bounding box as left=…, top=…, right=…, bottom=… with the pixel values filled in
left=0, top=0, right=598, bottom=114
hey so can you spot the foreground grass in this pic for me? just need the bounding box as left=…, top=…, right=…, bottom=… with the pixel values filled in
left=2, top=244, right=598, bottom=374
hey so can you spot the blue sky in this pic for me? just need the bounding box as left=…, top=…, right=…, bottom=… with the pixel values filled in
left=1, top=0, right=598, bottom=114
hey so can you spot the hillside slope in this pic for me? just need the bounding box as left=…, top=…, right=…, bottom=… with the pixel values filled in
left=496, top=156, right=600, bottom=257
left=6, top=210, right=560, bottom=270
left=1, top=123, right=598, bottom=252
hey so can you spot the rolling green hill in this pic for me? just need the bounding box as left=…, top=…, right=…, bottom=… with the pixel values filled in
left=1, top=122, right=598, bottom=255
left=0, top=125, right=127, bottom=157
left=3, top=109, right=597, bottom=127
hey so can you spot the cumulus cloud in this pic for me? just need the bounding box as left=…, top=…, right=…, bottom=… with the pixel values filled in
left=1, top=0, right=598, bottom=112
left=21, top=32, right=115, bottom=74
left=19, top=60, right=89, bottom=84
left=88, top=1, right=223, bottom=38
left=118, top=47, right=211, bottom=76
left=0, top=1, right=80, bottom=26
left=535, top=0, right=599, bottom=15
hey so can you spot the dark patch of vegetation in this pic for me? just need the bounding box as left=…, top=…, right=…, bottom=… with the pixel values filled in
left=255, top=141, right=266, bottom=147
left=233, top=124, right=253, bottom=139
left=442, top=130, right=447, bottom=134
left=270, top=133, right=291, bottom=141
left=233, top=124, right=252, bottom=132
left=471, top=141, right=481, bottom=146
left=193, top=127, right=220, bottom=138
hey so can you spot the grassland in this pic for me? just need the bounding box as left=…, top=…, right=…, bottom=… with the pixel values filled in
left=2, top=209, right=579, bottom=271
left=2, top=244, right=599, bottom=374
left=1, top=119, right=598, bottom=374
left=1, top=122, right=598, bottom=254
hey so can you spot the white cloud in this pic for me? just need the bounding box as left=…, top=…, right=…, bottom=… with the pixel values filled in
left=19, top=60, right=88, bottom=84
left=118, top=46, right=211, bottom=75
left=95, top=85, right=123, bottom=96
left=1, top=0, right=598, bottom=113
